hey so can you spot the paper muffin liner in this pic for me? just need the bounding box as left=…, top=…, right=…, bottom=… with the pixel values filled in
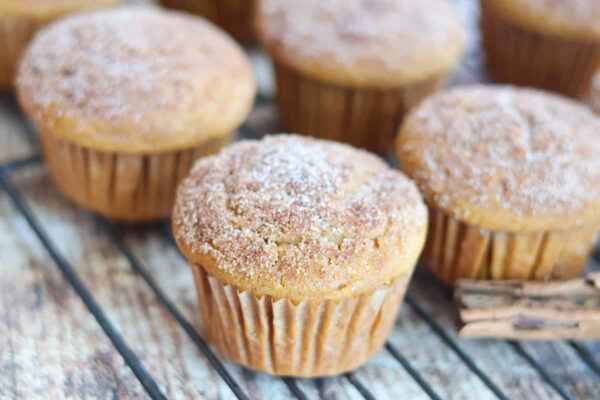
left=190, top=263, right=412, bottom=377
left=480, top=1, right=600, bottom=98
left=421, top=206, right=600, bottom=287
left=40, top=131, right=233, bottom=221
left=0, top=15, right=42, bottom=88
left=273, top=61, right=445, bottom=154
left=160, top=0, right=255, bottom=43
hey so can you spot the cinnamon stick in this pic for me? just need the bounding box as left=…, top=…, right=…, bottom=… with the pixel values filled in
left=455, top=273, right=600, bottom=339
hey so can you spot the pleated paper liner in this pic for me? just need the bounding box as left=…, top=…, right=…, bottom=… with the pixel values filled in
left=422, top=206, right=600, bottom=287
left=480, top=1, right=600, bottom=98
left=191, top=264, right=413, bottom=377
left=273, top=61, right=444, bottom=154
left=41, top=130, right=233, bottom=221
left=0, top=15, right=42, bottom=88
left=160, top=0, right=255, bottom=43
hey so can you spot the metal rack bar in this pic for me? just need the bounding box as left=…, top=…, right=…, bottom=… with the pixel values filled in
left=155, top=223, right=331, bottom=400
left=0, top=170, right=167, bottom=400
left=569, top=341, right=600, bottom=378
left=95, top=216, right=254, bottom=400
left=344, top=373, right=377, bottom=400
left=282, top=378, right=309, bottom=400
left=404, top=295, right=510, bottom=400
left=0, top=140, right=600, bottom=399
left=384, top=343, right=442, bottom=400
left=509, top=341, right=575, bottom=400
left=1, top=154, right=41, bottom=173
left=159, top=222, right=446, bottom=400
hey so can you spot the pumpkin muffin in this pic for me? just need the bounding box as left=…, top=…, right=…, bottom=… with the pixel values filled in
left=255, top=0, right=463, bottom=154
left=397, top=85, right=600, bottom=286
left=480, top=0, right=600, bottom=98
left=0, top=0, right=120, bottom=88
left=160, top=0, right=255, bottom=43
left=16, top=7, right=255, bottom=221
left=173, top=135, right=428, bottom=376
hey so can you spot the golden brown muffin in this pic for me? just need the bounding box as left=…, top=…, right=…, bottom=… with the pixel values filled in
left=255, top=0, right=463, bottom=154
left=173, top=135, right=428, bottom=376
left=16, top=7, right=255, bottom=221
left=159, top=0, right=255, bottom=43
left=0, top=0, right=120, bottom=88
left=481, top=0, right=600, bottom=98
left=397, top=85, right=600, bottom=286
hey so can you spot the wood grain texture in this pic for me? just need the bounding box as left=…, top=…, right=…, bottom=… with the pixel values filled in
left=409, top=267, right=600, bottom=400
left=0, top=92, right=37, bottom=163
left=11, top=166, right=241, bottom=400
left=574, top=258, right=600, bottom=374
left=119, top=223, right=370, bottom=400
left=386, top=305, right=496, bottom=399
left=0, top=0, right=599, bottom=399
left=0, top=177, right=146, bottom=399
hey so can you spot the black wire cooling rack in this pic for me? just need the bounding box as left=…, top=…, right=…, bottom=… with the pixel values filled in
left=1, top=91, right=599, bottom=399
left=1, top=0, right=600, bottom=397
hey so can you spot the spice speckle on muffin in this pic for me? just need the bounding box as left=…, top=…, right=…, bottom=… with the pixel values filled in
left=173, top=135, right=427, bottom=376
left=175, top=134, right=427, bottom=302
left=255, top=0, right=463, bottom=153
left=256, top=0, right=463, bottom=86
left=398, top=85, right=600, bottom=284
left=0, top=0, right=120, bottom=88
left=17, top=6, right=255, bottom=153
left=399, top=85, right=600, bottom=230
left=16, top=7, right=255, bottom=221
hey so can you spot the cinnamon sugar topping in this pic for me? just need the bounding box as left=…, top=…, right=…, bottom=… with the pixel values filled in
left=398, top=86, right=600, bottom=229
left=16, top=7, right=255, bottom=151
left=173, top=135, right=427, bottom=301
left=255, top=0, right=463, bottom=85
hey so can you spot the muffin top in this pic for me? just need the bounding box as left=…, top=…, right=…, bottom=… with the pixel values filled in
left=397, top=85, right=600, bottom=232
left=173, top=135, right=428, bottom=303
left=255, top=0, right=463, bottom=87
left=486, top=0, right=600, bottom=40
left=0, top=0, right=119, bottom=19
left=16, top=7, right=255, bottom=153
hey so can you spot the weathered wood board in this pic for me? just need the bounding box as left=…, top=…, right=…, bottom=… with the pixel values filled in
left=0, top=175, right=146, bottom=399
left=0, top=0, right=599, bottom=399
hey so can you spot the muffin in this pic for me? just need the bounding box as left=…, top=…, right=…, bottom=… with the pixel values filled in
left=255, top=0, right=463, bottom=154
left=480, top=0, right=600, bottom=98
left=397, top=86, right=600, bottom=286
left=173, top=135, right=428, bottom=376
left=160, top=0, right=255, bottom=43
left=16, top=7, right=255, bottom=221
left=0, top=0, right=120, bottom=88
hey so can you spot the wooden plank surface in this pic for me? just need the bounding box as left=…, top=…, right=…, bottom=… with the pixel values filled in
left=409, top=268, right=600, bottom=400
left=0, top=93, right=37, bottom=163
left=119, top=226, right=370, bottom=400
left=0, top=0, right=599, bottom=399
left=0, top=178, right=146, bottom=399
left=10, top=166, right=272, bottom=400
left=403, top=272, right=561, bottom=400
